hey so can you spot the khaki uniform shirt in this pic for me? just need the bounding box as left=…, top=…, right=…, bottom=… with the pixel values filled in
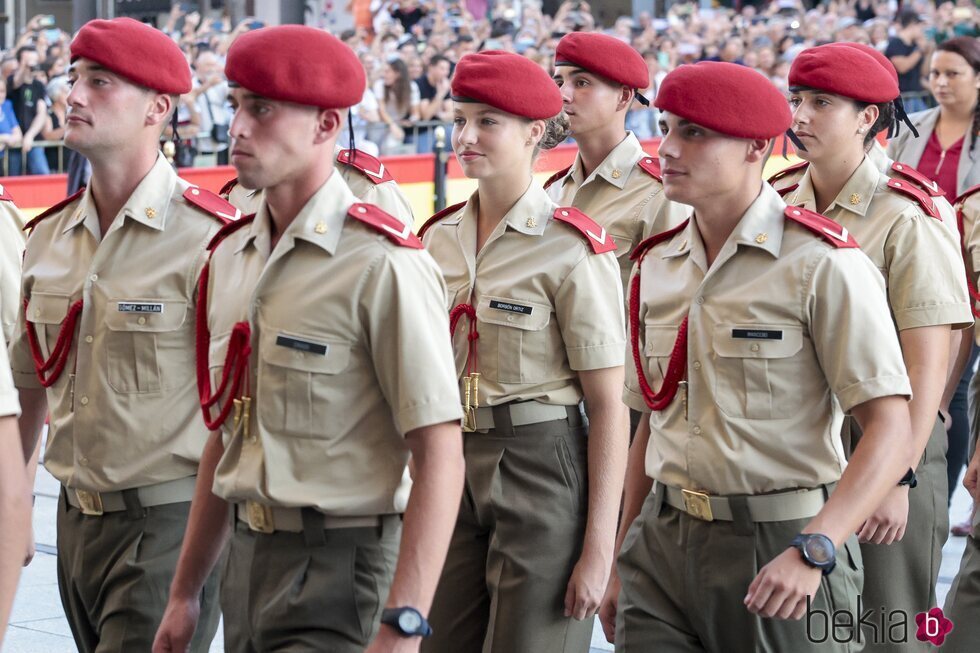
left=207, top=172, right=461, bottom=515
left=784, top=156, right=972, bottom=332
left=548, top=132, right=682, bottom=292
left=624, top=183, right=911, bottom=496
left=226, top=148, right=414, bottom=225
left=8, top=154, right=223, bottom=492
left=423, top=183, right=624, bottom=407
left=0, top=331, right=19, bottom=418
left=0, top=199, right=26, bottom=343
left=956, top=188, right=980, bottom=343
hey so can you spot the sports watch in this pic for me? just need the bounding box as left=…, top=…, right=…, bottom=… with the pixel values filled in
left=381, top=607, right=433, bottom=638
left=790, top=533, right=836, bottom=575
left=898, top=468, right=918, bottom=488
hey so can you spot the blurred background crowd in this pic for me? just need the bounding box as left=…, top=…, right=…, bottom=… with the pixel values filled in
left=0, top=0, right=977, bottom=175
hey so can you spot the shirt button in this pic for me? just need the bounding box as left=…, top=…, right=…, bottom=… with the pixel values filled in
left=84, top=335, right=93, bottom=343
left=692, top=425, right=702, bottom=435
left=79, top=396, right=89, bottom=406
left=750, top=343, right=760, bottom=352
left=696, top=296, right=704, bottom=305
left=507, top=315, right=515, bottom=322
left=137, top=317, right=147, bottom=325
left=692, top=361, right=701, bottom=370
left=79, top=457, right=88, bottom=466
left=89, top=274, right=98, bottom=283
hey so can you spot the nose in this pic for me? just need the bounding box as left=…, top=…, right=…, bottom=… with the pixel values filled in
left=66, top=81, right=84, bottom=109
left=229, top=107, right=248, bottom=141
left=559, top=82, right=573, bottom=105
left=658, top=129, right=678, bottom=161
left=455, top=120, right=477, bottom=147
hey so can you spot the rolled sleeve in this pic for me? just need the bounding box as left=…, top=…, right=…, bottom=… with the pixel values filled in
left=0, top=332, right=21, bottom=417
left=555, top=251, right=626, bottom=371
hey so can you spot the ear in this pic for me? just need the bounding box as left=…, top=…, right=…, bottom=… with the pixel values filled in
left=858, top=103, right=879, bottom=134
left=744, top=138, right=771, bottom=165
left=527, top=119, right=546, bottom=148
left=616, top=86, right=635, bottom=112
left=313, top=107, right=345, bottom=145
left=146, top=93, right=175, bottom=130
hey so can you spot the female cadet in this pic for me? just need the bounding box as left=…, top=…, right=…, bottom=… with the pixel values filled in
left=782, top=44, right=973, bottom=650
left=418, top=51, right=628, bottom=653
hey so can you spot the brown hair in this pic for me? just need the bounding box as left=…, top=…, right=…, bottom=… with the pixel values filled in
left=935, top=37, right=980, bottom=154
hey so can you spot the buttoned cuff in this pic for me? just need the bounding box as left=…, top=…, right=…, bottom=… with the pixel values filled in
left=567, top=341, right=626, bottom=371
left=12, top=369, right=41, bottom=390
left=894, top=303, right=974, bottom=332
left=394, top=397, right=465, bottom=436
left=837, top=373, right=912, bottom=414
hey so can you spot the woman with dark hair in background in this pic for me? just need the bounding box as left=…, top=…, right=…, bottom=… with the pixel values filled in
left=375, top=58, right=420, bottom=151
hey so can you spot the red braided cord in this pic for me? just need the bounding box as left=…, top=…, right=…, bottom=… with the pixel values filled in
left=449, top=302, right=480, bottom=376
left=23, top=298, right=83, bottom=387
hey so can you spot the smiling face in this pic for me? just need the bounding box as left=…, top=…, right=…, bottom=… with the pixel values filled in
left=788, top=89, right=877, bottom=165
left=552, top=65, right=627, bottom=137
left=451, top=101, right=542, bottom=181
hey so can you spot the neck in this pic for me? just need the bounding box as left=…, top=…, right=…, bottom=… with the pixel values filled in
left=476, top=170, right=532, bottom=232
left=88, top=146, right=160, bottom=236
left=808, top=149, right=865, bottom=214
left=264, top=158, right=334, bottom=243
left=576, top=124, right=628, bottom=179
left=938, top=100, right=977, bottom=124
left=692, top=178, right=763, bottom=268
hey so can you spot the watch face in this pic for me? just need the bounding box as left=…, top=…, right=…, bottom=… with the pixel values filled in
left=804, top=535, right=835, bottom=565
left=398, top=610, right=422, bottom=633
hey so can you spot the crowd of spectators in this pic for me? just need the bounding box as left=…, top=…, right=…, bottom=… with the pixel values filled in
left=0, top=0, right=978, bottom=174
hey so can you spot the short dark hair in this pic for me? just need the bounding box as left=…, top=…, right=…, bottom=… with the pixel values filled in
left=897, top=9, right=922, bottom=29
left=428, top=54, right=451, bottom=69
left=15, top=45, right=37, bottom=63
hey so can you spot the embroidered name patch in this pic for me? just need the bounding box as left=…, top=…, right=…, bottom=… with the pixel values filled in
left=276, top=335, right=328, bottom=356
left=732, top=329, right=783, bottom=340
left=117, top=302, right=164, bottom=314
left=489, top=300, right=533, bottom=315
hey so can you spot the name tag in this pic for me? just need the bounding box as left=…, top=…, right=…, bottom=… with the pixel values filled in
left=732, top=329, right=783, bottom=340
left=276, top=335, right=328, bottom=356
left=489, top=300, right=533, bottom=315
left=117, top=302, right=163, bottom=314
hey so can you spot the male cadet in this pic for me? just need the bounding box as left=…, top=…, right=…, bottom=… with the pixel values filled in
left=220, top=146, right=415, bottom=224
left=7, top=18, right=228, bottom=652
left=152, top=27, right=464, bottom=653
left=598, top=62, right=915, bottom=652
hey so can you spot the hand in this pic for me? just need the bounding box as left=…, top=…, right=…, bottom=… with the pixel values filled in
left=964, top=452, right=979, bottom=500
left=22, top=135, right=34, bottom=153
left=564, top=548, right=610, bottom=620
left=744, top=548, right=822, bottom=620
left=940, top=408, right=952, bottom=432
left=152, top=598, right=201, bottom=653
left=364, top=624, right=420, bottom=653
left=436, top=77, right=451, bottom=97
left=597, top=572, right=621, bottom=643
left=856, top=485, right=909, bottom=544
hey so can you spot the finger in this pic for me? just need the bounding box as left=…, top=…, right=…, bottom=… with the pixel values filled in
left=745, top=576, right=775, bottom=613
left=870, top=523, right=891, bottom=545
left=776, top=591, right=803, bottom=620
left=563, top=581, right=576, bottom=618
left=600, top=605, right=616, bottom=643
left=790, top=597, right=808, bottom=621
left=895, top=524, right=907, bottom=543
left=857, top=521, right=878, bottom=544
left=574, top=594, right=590, bottom=620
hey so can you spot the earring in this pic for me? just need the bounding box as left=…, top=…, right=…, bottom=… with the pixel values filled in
left=525, top=139, right=533, bottom=146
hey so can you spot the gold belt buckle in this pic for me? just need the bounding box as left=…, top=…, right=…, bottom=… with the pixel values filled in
left=75, top=489, right=104, bottom=516
left=682, top=489, right=714, bottom=522
left=246, top=500, right=275, bottom=533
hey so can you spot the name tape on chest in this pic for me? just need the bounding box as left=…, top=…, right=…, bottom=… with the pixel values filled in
left=489, top=300, right=533, bottom=315
left=275, top=335, right=328, bottom=356
left=732, top=329, right=783, bottom=340
left=117, top=302, right=164, bottom=314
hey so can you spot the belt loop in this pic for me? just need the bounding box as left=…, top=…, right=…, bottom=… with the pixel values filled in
left=492, top=403, right=514, bottom=436
left=651, top=482, right=665, bottom=516
left=121, top=488, right=145, bottom=521
left=301, top=508, right=327, bottom=547
left=728, top=495, right=754, bottom=536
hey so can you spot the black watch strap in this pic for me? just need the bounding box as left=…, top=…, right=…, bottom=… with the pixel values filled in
left=381, top=607, right=433, bottom=638
left=898, top=468, right=917, bottom=488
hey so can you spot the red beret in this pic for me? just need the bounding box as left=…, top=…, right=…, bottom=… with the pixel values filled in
left=555, top=32, right=649, bottom=90
left=451, top=51, right=562, bottom=120
left=789, top=44, right=899, bottom=103
left=70, top=18, right=191, bottom=94
left=225, top=26, right=365, bottom=109
left=655, top=62, right=791, bottom=139
left=826, top=42, right=898, bottom=86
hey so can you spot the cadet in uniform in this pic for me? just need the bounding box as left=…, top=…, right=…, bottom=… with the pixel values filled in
left=7, top=18, right=226, bottom=652
left=220, top=146, right=415, bottom=225
left=152, top=26, right=464, bottom=653
left=781, top=46, right=973, bottom=648
left=601, top=61, right=915, bottom=652
left=418, top=51, right=628, bottom=653
left=1, top=187, right=26, bottom=342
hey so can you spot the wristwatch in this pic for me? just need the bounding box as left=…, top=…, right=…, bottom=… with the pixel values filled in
left=898, top=468, right=918, bottom=488
left=381, top=607, right=433, bottom=638
left=790, top=533, right=836, bottom=575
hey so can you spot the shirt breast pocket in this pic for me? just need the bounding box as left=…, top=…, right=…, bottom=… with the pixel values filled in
left=476, top=296, right=552, bottom=384
left=643, top=325, right=679, bottom=389
left=712, top=324, right=803, bottom=420
left=104, top=298, right=189, bottom=394
left=26, top=292, right=71, bottom=359
left=260, top=332, right=351, bottom=438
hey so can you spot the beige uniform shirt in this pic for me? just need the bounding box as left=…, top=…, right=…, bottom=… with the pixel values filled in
left=207, top=172, right=461, bottom=515
left=784, top=156, right=972, bottom=332
left=423, top=183, right=625, bottom=406
left=625, top=183, right=911, bottom=495
left=956, top=187, right=980, bottom=343
left=8, top=154, right=224, bottom=492
left=0, top=331, right=19, bottom=418
left=548, top=132, right=682, bottom=291
left=226, top=148, right=414, bottom=225
left=0, top=199, right=26, bottom=343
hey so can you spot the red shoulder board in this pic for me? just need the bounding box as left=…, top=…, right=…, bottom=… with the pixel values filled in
left=24, top=187, right=86, bottom=232
left=890, top=162, right=943, bottom=197
left=336, top=149, right=395, bottom=185
left=206, top=214, right=255, bottom=252
left=553, top=207, right=617, bottom=254
left=637, top=155, right=662, bottom=182
left=183, top=187, right=240, bottom=225
left=886, top=179, right=941, bottom=220
left=417, top=201, right=465, bottom=240
left=630, top=219, right=690, bottom=262
left=349, top=202, right=423, bottom=249
left=776, top=183, right=799, bottom=198
left=543, top=165, right=571, bottom=190
left=954, top=183, right=980, bottom=208
left=218, top=176, right=239, bottom=199
left=768, top=160, right=809, bottom=186
left=0, top=183, right=14, bottom=202
left=784, top=207, right=859, bottom=248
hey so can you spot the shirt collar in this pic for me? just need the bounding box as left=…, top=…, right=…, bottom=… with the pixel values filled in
left=503, top=182, right=554, bottom=236
left=793, top=155, right=878, bottom=218
left=566, top=131, right=645, bottom=190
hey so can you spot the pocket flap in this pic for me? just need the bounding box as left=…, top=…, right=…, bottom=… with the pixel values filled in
left=476, top=296, right=551, bottom=331
left=261, top=331, right=351, bottom=374
left=713, top=324, right=803, bottom=359
left=105, top=299, right=188, bottom=332
left=644, top=325, right=681, bottom=356
left=27, top=292, right=71, bottom=324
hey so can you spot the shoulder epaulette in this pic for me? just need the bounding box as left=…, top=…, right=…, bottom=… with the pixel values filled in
left=0, top=183, right=14, bottom=202
left=784, top=206, right=859, bottom=248
left=776, top=183, right=799, bottom=198
left=418, top=201, right=465, bottom=240
left=637, top=155, right=662, bottom=182
left=23, top=187, right=86, bottom=232
left=183, top=187, right=240, bottom=225
left=348, top=202, right=422, bottom=249
left=885, top=179, right=941, bottom=220
left=630, top=219, right=690, bottom=262
left=543, top=165, right=571, bottom=190
left=955, top=184, right=980, bottom=208
left=336, top=149, right=395, bottom=185
left=218, top=176, right=239, bottom=199
left=206, top=214, right=255, bottom=252
left=553, top=207, right=617, bottom=254
left=768, top=160, right=809, bottom=186
left=890, top=162, right=944, bottom=197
